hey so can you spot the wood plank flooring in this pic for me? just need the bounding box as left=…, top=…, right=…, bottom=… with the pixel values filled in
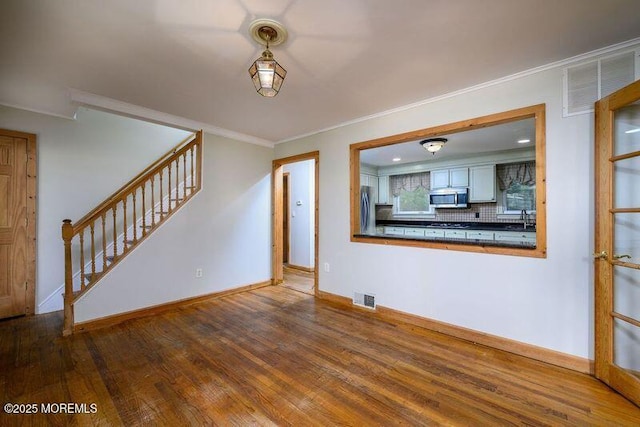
left=281, top=265, right=314, bottom=295
left=1, top=285, right=639, bottom=426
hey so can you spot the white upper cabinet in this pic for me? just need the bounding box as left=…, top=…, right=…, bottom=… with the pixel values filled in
left=469, top=164, right=496, bottom=202
left=431, top=167, right=469, bottom=189
left=377, top=176, right=390, bottom=204
left=450, top=167, right=469, bottom=187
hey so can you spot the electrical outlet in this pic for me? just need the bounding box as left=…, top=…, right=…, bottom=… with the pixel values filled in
left=195, top=268, right=203, bottom=278
left=324, top=262, right=330, bottom=272
left=475, top=212, right=480, bottom=218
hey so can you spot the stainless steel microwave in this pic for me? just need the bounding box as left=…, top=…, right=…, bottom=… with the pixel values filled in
left=429, top=187, right=469, bottom=208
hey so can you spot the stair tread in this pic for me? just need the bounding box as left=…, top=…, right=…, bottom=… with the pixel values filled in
left=83, top=271, right=103, bottom=279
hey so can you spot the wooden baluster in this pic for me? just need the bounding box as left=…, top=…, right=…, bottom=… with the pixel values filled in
left=168, top=161, right=172, bottom=213
left=102, top=213, right=107, bottom=270
left=112, top=206, right=117, bottom=259
left=151, top=175, right=156, bottom=227
left=142, top=182, right=147, bottom=236
left=196, top=137, right=202, bottom=190
left=183, top=152, right=187, bottom=199
left=79, top=229, right=85, bottom=290
left=132, top=190, right=137, bottom=244
left=62, top=219, right=74, bottom=336
left=90, top=221, right=96, bottom=282
left=123, top=197, right=128, bottom=251
left=159, top=170, right=164, bottom=219
left=175, top=158, right=179, bottom=206
left=190, top=146, right=195, bottom=195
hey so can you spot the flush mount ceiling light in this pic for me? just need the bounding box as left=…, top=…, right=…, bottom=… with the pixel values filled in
left=420, top=137, right=448, bottom=154
left=248, top=19, right=288, bottom=97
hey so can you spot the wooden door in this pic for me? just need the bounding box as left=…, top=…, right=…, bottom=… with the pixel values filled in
left=282, top=173, right=290, bottom=264
left=595, top=79, right=640, bottom=407
left=0, top=130, right=35, bottom=318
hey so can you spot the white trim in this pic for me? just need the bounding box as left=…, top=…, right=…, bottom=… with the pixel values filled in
left=276, top=37, right=640, bottom=145
left=37, top=284, right=64, bottom=314
left=67, top=89, right=275, bottom=148
left=0, top=101, right=77, bottom=121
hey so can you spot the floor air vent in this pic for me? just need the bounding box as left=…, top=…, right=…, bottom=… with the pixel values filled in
left=353, top=292, right=376, bottom=309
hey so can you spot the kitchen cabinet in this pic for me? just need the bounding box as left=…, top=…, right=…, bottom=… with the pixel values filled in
left=360, top=173, right=378, bottom=203
left=383, top=226, right=405, bottom=236
left=494, top=231, right=536, bottom=244
left=444, top=230, right=467, bottom=239
left=430, top=167, right=469, bottom=189
left=424, top=229, right=445, bottom=239
left=377, top=176, right=390, bottom=204
left=469, top=165, right=496, bottom=202
left=403, top=228, right=425, bottom=237
left=467, top=230, right=495, bottom=241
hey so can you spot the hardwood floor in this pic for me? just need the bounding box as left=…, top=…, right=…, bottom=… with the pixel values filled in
left=1, top=286, right=639, bottom=426
left=281, top=265, right=314, bottom=295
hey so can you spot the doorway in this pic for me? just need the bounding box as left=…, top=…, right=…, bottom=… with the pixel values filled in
left=282, top=172, right=290, bottom=264
left=594, top=79, right=640, bottom=406
left=272, top=151, right=319, bottom=295
left=0, top=129, right=37, bottom=319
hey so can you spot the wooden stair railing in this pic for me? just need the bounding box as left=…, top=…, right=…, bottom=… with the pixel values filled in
left=61, top=130, right=203, bottom=335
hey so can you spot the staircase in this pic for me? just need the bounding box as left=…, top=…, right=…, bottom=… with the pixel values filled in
left=61, top=131, right=203, bottom=335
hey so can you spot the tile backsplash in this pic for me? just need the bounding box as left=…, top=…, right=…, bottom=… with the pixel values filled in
left=376, top=203, right=535, bottom=224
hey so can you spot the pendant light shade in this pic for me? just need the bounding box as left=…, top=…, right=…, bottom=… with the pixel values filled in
left=248, top=19, right=288, bottom=97
left=249, top=49, right=287, bottom=97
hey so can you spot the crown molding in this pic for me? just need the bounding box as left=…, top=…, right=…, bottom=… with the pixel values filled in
left=276, top=37, right=640, bottom=145
left=68, top=89, right=275, bottom=148
left=0, top=101, right=77, bottom=121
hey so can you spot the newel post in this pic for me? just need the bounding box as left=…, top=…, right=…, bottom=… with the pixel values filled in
left=62, top=219, right=74, bottom=336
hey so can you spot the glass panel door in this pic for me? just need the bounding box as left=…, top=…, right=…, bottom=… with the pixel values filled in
left=595, top=80, right=640, bottom=407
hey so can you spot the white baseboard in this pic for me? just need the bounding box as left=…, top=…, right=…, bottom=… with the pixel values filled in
left=37, top=285, right=64, bottom=314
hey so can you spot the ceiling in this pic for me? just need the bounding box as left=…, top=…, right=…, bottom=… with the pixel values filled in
left=360, top=118, right=535, bottom=167
left=2, top=1, right=640, bottom=145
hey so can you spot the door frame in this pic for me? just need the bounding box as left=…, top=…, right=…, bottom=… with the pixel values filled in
left=594, top=79, right=640, bottom=406
left=272, top=151, right=319, bottom=295
left=282, top=172, right=290, bottom=264
left=0, top=128, right=37, bottom=316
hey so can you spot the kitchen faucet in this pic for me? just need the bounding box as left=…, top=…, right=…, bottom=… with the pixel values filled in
left=521, top=209, right=530, bottom=229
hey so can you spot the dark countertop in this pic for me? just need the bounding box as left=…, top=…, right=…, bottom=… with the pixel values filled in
left=354, top=233, right=537, bottom=249
left=376, top=220, right=536, bottom=232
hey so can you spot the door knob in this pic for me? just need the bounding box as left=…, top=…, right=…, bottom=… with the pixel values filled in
left=613, top=254, right=631, bottom=260
left=593, top=251, right=607, bottom=259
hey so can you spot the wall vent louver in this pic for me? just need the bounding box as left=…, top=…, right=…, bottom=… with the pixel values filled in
left=564, top=49, right=638, bottom=117
left=353, top=292, right=376, bottom=309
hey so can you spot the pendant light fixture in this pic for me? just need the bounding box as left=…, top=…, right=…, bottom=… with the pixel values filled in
left=420, top=137, right=448, bottom=154
left=248, top=19, right=288, bottom=97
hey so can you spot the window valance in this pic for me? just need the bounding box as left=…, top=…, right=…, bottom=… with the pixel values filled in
left=497, top=161, right=535, bottom=191
left=390, top=172, right=430, bottom=197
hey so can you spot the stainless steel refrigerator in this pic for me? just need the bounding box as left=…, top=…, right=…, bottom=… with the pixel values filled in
left=360, top=186, right=375, bottom=235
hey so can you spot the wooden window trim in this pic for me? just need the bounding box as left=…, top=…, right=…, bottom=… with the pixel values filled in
left=349, top=104, right=547, bottom=258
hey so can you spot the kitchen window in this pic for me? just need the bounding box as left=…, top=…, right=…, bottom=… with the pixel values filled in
left=391, top=172, right=434, bottom=216
left=497, top=161, right=536, bottom=214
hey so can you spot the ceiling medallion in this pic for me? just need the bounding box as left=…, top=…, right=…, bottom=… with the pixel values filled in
left=248, top=19, right=288, bottom=97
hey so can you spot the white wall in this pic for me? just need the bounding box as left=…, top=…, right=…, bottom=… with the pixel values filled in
left=271, top=48, right=630, bottom=359
left=74, top=132, right=273, bottom=322
left=283, top=160, right=315, bottom=269
left=0, top=106, right=191, bottom=313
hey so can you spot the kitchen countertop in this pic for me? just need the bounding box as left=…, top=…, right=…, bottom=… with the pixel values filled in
left=376, top=220, right=536, bottom=232
left=355, top=233, right=537, bottom=249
